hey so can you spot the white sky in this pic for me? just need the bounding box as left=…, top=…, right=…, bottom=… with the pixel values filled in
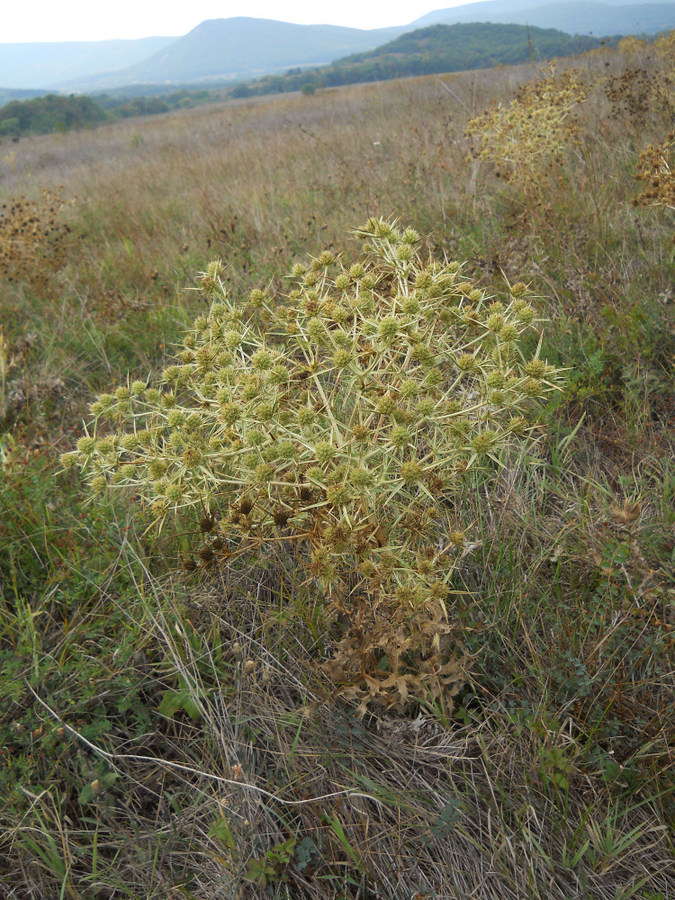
left=1, top=1, right=468, bottom=43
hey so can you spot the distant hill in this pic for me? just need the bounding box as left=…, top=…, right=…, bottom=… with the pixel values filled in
left=414, top=2, right=675, bottom=35
left=57, top=19, right=406, bottom=91
left=342, top=21, right=605, bottom=64
left=0, top=88, right=48, bottom=106
left=1, top=4, right=672, bottom=94
left=0, top=37, right=174, bottom=90
left=231, top=22, right=609, bottom=99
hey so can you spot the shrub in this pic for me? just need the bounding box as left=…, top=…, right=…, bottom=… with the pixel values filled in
left=66, top=218, right=562, bottom=714
left=634, top=133, right=675, bottom=212
left=466, top=65, right=588, bottom=185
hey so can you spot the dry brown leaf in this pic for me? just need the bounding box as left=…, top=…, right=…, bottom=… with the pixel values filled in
left=610, top=499, right=642, bottom=527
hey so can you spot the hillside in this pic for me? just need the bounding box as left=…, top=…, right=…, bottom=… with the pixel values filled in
left=415, top=0, right=675, bottom=34
left=0, top=36, right=174, bottom=90
left=58, top=18, right=406, bottom=91
left=342, top=22, right=605, bottom=66
left=229, top=23, right=609, bottom=98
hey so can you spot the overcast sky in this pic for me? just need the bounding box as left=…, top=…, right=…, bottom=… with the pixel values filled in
left=2, top=1, right=468, bottom=43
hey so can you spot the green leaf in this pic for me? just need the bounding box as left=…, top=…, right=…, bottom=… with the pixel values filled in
left=209, top=816, right=237, bottom=857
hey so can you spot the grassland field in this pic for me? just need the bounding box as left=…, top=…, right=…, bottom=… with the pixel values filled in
left=0, top=39, right=673, bottom=900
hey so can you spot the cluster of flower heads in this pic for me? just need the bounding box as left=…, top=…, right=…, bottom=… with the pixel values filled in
left=65, top=218, right=561, bottom=711
left=0, top=191, right=75, bottom=294
left=634, top=133, right=675, bottom=216
left=466, top=66, right=589, bottom=185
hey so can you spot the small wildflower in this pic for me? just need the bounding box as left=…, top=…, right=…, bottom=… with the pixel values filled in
left=166, top=483, right=184, bottom=504
left=77, top=436, right=96, bottom=455
left=400, top=460, right=423, bottom=483
left=390, top=425, right=410, bottom=449
left=297, top=407, right=316, bottom=428
left=60, top=451, right=79, bottom=468
left=332, top=348, right=352, bottom=368
left=249, top=288, right=266, bottom=306
left=378, top=316, right=400, bottom=342
left=376, top=394, right=397, bottom=416
left=254, top=462, right=274, bottom=483
left=525, top=359, right=547, bottom=378
left=168, top=409, right=186, bottom=428
left=251, top=349, right=273, bottom=370
left=326, top=483, right=351, bottom=506
left=515, top=302, right=536, bottom=324
left=416, top=398, right=435, bottom=418
left=457, top=353, right=475, bottom=372
left=219, top=402, right=241, bottom=425
left=90, top=475, right=108, bottom=494
left=120, top=434, right=140, bottom=450
left=315, top=441, right=334, bottom=465
left=500, top=324, right=519, bottom=342
left=486, top=313, right=505, bottom=333
left=523, top=377, right=543, bottom=397
left=225, top=329, right=242, bottom=350
left=472, top=430, right=498, bottom=453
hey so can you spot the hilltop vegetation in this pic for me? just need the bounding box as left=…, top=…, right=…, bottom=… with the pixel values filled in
left=0, top=89, right=217, bottom=138
left=415, top=1, right=675, bottom=37
left=0, top=35, right=673, bottom=900
left=344, top=21, right=605, bottom=68
left=232, top=22, right=610, bottom=97
left=0, top=93, right=108, bottom=137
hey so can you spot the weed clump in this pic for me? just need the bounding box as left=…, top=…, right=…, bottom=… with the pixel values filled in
left=634, top=133, right=675, bottom=212
left=466, top=66, right=588, bottom=185
left=606, top=31, right=674, bottom=127
left=0, top=191, right=76, bottom=294
left=67, top=218, right=562, bottom=714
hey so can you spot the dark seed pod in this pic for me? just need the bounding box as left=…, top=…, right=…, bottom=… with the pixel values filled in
left=273, top=507, right=291, bottom=527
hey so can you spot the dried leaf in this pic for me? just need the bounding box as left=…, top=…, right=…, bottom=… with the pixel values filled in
left=610, top=499, right=641, bottom=526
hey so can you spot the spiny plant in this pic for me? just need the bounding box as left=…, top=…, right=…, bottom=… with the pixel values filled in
left=605, top=31, right=674, bottom=127
left=0, top=191, right=76, bottom=294
left=64, top=218, right=562, bottom=714
left=465, top=65, right=589, bottom=186
left=634, top=132, right=675, bottom=215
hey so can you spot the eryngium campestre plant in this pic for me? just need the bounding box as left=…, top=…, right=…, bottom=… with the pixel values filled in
left=466, top=65, right=588, bottom=186
left=65, top=218, right=562, bottom=715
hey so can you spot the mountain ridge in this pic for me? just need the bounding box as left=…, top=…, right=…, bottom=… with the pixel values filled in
left=0, top=37, right=174, bottom=90
left=68, top=18, right=406, bottom=90
left=1, top=1, right=672, bottom=93
left=413, top=1, right=675, bottom=35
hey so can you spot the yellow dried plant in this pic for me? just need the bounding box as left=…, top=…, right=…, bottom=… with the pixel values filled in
left=634, top=134, right=675, bottom=214
left=65, top=218, right=562, bottom=714
left=466, top=66, right=589, bottom=186
left=0, top=191, right=76, bottom=294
